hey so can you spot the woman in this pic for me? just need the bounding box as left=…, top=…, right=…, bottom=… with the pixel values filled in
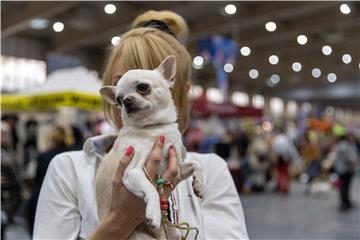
left=27, top=125, right=73, bottom=234
left=329, top=134, right=358, bottom=211
left=33, top=10, right=248, bottom=239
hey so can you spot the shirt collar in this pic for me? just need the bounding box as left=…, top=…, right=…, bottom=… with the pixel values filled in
left=83, top=134, right=117, bottom=159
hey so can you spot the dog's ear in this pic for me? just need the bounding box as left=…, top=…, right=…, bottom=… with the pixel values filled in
left=99, top=86, right=119, bottom=107
left=157, top=55, right=176, bottom=88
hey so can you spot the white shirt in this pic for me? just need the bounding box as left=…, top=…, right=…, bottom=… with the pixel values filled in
left=33, top=135, right=248, bottom=239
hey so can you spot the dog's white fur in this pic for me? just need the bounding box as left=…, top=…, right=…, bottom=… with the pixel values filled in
left=96, top=56, right=204, bottom=239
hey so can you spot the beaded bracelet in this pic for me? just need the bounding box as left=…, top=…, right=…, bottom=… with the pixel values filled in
left=155, top=175, right=199, bottom=240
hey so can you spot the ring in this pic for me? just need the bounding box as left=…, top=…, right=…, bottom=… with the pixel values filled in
left=156, top=175, right=174, bottom=190
left=143, top=166, right=154, bottom=183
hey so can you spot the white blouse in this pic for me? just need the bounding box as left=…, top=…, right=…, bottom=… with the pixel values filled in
left=33, top=135, right=248, bottom=240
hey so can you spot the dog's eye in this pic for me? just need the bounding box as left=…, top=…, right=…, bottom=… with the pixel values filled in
left=116, top=96, right=123, bottom=106
left=136, top=83, right=150, bottom=95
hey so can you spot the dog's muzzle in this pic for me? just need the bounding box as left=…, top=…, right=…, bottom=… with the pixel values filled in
left=123, top=96, right=139, bottom=114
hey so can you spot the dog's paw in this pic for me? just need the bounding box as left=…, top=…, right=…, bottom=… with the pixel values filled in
left=145, top=203, right=161, bottom=229
left=192, top=174, right=204, bottom=199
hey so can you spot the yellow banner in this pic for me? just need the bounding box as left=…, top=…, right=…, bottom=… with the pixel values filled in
left=1, top=92, right=102, bottom=112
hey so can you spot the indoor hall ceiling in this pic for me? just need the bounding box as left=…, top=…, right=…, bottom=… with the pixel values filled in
left=1, top=1, right=360, bottom=106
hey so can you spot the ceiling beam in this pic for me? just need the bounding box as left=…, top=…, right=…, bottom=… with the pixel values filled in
left=188, top=2, right=339, bottom=43
left=1, top=2, right=78, bottom=38
left=53, top=2, right=219, bottom=52
left=243, top=15, right=360, bottom=48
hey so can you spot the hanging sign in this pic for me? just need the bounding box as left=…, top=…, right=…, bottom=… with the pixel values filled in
left=1, top=91, right=102, bottom=112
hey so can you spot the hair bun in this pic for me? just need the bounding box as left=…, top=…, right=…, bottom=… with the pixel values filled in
left=132, top=10, right=189, bottom=43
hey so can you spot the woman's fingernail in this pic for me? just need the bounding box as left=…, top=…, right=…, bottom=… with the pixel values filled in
left=160, top=135, right=165, bottom=143
left=125, top=145, right=134, bottom=156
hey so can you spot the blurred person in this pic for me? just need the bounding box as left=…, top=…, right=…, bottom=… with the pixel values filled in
left=234, top=130, right=251, bottom=192
left=329, top=134, right=359, bottom=211
left=215, top=131, right=233, bottom=161
left=1, top=115, right=19, bottom=150
left=70, top=125, right=85, bottom=150
left=26, top=125, right=73, bottom=234
left=1, top=121, right=24, bottom=238
left=234, top=130, right=250, bottom=162
left=23, top=120, right=39, bottom=180
left=23, top=120, right=38, bottom=167
left=286, top=121, right=299, bottom=146
left=248, top=131, right=271, bottom=192
left=33, top=10, right=248, bottom=239
left=271, top=126, right=301, bottom=193
left=184, top=120, right=204, bottom=152
left=301, top=132, right=321, bottom=195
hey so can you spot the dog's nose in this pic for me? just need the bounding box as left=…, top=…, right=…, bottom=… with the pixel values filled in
left=123, top=96, right=136, bottom=113
left=123, top=96, right=134, bottom=106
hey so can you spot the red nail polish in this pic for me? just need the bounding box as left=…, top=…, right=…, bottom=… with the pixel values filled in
left=160, top=135, right=165, bottom=143
left=125, top=145, right=134, bottom=156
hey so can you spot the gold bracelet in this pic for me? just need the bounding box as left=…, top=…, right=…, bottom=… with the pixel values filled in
left=143, top=166, right=154, bottom=183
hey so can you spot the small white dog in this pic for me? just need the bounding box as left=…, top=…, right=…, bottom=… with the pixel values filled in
left=96, top=56, right=203, bottom=239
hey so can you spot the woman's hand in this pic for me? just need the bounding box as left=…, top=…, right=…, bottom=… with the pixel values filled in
left=91, top=136, right=181, bottom=240
left=144, top=135, right=182, bottom=197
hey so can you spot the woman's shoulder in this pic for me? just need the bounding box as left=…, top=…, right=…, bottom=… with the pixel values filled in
left=48, top=150, right=96, bottom=176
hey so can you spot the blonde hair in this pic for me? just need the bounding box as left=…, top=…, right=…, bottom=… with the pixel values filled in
left=102, top=10, right=191, bottom=133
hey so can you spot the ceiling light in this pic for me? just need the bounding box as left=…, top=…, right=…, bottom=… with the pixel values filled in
left=111, top=36, right=121, bottom=46
left=297, top=35, right=308, bottom=45
left=269, top=55, right=279, bottom=65
left=265, top=22, right=277, bottom=32
left=312, top=68, right=321, bottom=78
left=224, top=4, right=237, bottom=15
left=270, top=74, right=280, bottom=84
left=224, top=63, right=234, bottom=73
left=322, top=45, right=332, bottom=55
left=327, top=73, right=337, bottom=83
left=240, top=46, right=251, bottom=56
left=192, top=56, right=204, bottom=70
left=29, top=18, right=49, bottom=30
left=104, top=4, right=116, bottom=14
left=249, top=69, right=259, bottom=79
left=292, top=62, right=302, bottom=72
left=252, top=95, right=264, bottom=108
left=340, top=4, right=351, bottom=14
left=53, top=22, right=64, bottom=32
left=342, top=54, right=352, bottom=64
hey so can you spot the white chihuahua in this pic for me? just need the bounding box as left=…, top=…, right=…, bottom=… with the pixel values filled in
left=96, top=56, right=203, bottom=239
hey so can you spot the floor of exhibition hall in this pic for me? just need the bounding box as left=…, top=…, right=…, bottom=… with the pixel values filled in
left=4, top=177, right=359, bottom=240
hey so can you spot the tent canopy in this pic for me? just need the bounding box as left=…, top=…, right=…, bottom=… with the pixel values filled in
left=1, top=66, right=103, bottom=111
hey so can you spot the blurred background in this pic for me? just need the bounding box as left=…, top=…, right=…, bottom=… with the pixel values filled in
left=1, top=1, right=359, bottom=239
